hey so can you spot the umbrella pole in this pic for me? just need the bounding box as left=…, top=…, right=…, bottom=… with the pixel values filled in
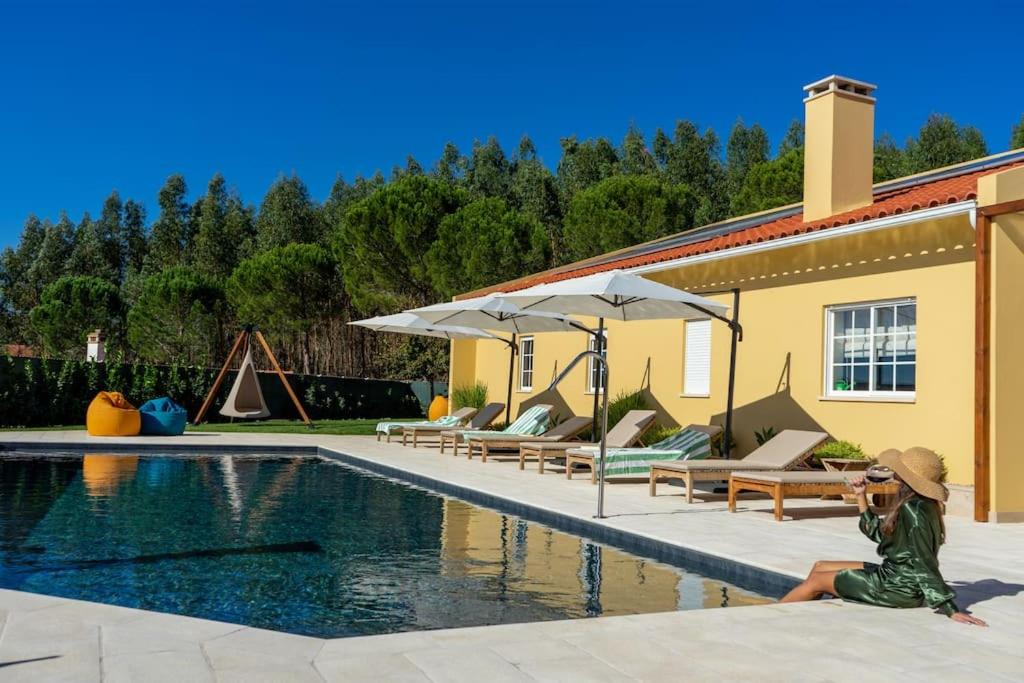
left=723, top=289, right=741, bottom=458
left=591, top=318, right=605, bottom=437
left=505, top=334, right=517, bottom=425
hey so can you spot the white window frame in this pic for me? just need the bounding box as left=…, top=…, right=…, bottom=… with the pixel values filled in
left=824, top=298, right=917, bottom=399
left=518, top=336, right=534, bottom=392
left=586, top=331, right=607, bottom=394
left=682, top=319, right=712, bottom=397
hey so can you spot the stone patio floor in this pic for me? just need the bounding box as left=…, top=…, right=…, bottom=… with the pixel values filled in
left=1, top=431, right=1022, bottom=682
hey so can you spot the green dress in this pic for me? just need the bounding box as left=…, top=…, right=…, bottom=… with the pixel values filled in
left=833, top=495, right=959, bottom=616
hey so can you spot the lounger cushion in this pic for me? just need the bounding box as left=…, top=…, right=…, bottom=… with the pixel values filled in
left=652, top=430, right=829, bottom=473
left=377, top=414, right=460, bottom=435
left=650, top=460, right=778, bottom=473
left=731, top=470, right=865, bottom=484
left=568, top=429, right=712, bottom=477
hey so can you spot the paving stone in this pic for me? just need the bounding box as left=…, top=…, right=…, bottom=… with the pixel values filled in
left=315, top=653, right=431, bottom=682
left=104, top=649, right=214, bottom=683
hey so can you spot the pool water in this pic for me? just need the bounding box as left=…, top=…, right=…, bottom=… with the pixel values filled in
left=0, top=451, right=769, bottom=637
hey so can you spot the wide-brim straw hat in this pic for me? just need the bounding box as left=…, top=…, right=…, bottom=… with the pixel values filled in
left=877, top=447, right=948, bottom=502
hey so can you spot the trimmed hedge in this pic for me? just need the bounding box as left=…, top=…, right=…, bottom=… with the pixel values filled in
left=0, top=356, right=425, bottom=428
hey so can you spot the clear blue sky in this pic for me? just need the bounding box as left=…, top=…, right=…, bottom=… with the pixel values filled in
left=2, top=0, right=1021, bottom=248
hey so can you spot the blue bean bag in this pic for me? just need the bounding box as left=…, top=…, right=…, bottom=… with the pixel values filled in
left=138, top=397, right=188, bottom=436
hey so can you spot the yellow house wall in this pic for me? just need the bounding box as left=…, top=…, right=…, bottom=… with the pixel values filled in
left=980, top=166, right=1024, bottom=521
left=450, top=214, right=980, bottom=494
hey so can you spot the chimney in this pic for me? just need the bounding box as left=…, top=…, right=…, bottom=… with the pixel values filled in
left=802, top=75, right=877, bottom=222
left=87, top=329, right=106, bottom=363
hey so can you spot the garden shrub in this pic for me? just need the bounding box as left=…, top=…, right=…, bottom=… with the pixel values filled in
left=814, top=440, right=869, bottom=461
left=451, top=382, right=488, bottom=410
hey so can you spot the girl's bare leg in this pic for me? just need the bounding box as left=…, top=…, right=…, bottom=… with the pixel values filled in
left=779, top=561, right=864, bottom=603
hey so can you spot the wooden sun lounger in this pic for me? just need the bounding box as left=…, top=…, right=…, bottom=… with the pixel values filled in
left=441, top=404, right=553, bottom=456
left=517, top=410, right=657, bottom=473
left=467, top=416, right=592, bottom=462
left=565, top=424, right=722, bottom=484
left=402, top=402, right=504, bottom=446
left=728, top=470, right=900, bottom=521
left=648, top=430, right=829, bottom=502
left=377, top=407, right=477, bottom=442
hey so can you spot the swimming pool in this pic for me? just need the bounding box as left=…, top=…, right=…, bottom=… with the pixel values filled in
left=0, top=451, right=770, bottom=637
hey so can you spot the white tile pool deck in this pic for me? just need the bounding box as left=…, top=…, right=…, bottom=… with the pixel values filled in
left=1, top=431, right=1022, bottom=682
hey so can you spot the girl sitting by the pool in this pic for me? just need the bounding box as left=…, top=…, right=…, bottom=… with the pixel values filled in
left=780, top=447, right=986, bottom=626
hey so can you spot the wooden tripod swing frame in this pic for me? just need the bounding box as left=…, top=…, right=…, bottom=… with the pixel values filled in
left=193, top=325, right=313, bottom=427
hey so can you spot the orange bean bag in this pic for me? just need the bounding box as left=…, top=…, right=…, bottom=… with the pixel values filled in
left=428, top=395, right=449, bottom=421
left=86, top=391, right=142, bottom=437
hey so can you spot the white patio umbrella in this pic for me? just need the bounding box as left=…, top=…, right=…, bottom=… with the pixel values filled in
left=500, top=269, right=730, bottom=321
left=349, top=313, right=498, bottom=341
left=407, top=294, right=588, bottom=423
left=409, top=293, right=585, bottom=333
left=349, top=313, right=500, bottom=420
left=500, top=269, right=740, bottom=519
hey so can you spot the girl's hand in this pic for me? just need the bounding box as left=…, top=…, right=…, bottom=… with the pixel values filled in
left=848, top=476, right=867, bottom=495
left=951, top=612, right=988, bottom=627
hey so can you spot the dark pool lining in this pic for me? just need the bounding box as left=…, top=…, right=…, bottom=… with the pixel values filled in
left=0, top=440, right=797, bottom=598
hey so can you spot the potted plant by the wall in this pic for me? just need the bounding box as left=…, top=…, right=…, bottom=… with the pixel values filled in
left=813, top=440, right=871, bottom=503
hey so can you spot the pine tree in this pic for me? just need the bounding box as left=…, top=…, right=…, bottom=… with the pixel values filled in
left=1012, top=115, right=1024, bottom=150
left=619, top=126, right=658, bottom=176
left=191, top=173, right=242, bottom=280
left=563, top=175, right=697, bottom=261
left=426, top=197, right=550, bottom=298
left=654, top=121, right=728, bottom=224
left=338, top=174, right=468, bottom=310
left=556, top=136, right=620, bottom=211
left=730, top=148, right=804, bottom=216
left=726, top=119, right=770, bottom=207
left=255, top=174, right=323, bottom=250
left=778, top=120, right=805, bottom=155
left=68, top=212, right=117, bottom=281
left=904, top=114, right=988, bottom=174
left=511, top=136, right=562, bottom=259
left=28, top=213, right=75, bottom=300
left=0, top=215, right=46, bottom=339
left=874, top=133, right=907, bottom=182
left=433, top=142, right=466, bottom=185
left=97, top=191, right=125, bottom=279
left=145, top=174, right=190, bottom=272
left=122, top=199, right=148, bottom=275
left=466, top=137, right=513, bottom=201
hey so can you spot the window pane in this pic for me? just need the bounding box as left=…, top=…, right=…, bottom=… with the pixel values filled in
left=895, top=304, right=916, bottom=334
left=892, top=334, right=915, bottom=362
left=834, top=309, right=869, bottom=336
left=834, top=336, right=870, bottom=363
left=875, top=363, right=895, bottom=392
left=874, top=335, right=894, bottom=363
left=854, top=309, right=870, bottom=335
left=895, top=364, right=916, bottom=392
left=875, top=306, right=895, bottom=334
left=832, top=365, right=852, bottom=391
left=853, top=365, right=870, bottom=391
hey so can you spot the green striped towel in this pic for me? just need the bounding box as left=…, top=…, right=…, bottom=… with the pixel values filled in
left=459, top=404, right=551, bottom=443
left=376, top=414, right=461, bottom=435
left=576, top=428, right=712, bottom=478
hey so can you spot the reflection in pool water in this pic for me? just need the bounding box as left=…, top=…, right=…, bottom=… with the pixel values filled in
left=0, top=452, right=769, bottom=637
left=82, top=454, right=139, bottom=496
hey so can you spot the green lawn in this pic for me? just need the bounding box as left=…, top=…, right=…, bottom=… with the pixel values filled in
left=0, top=419, right=386, bottom=436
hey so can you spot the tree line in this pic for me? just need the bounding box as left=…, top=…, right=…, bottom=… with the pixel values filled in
left=2, top=114, right=1022, bottom=381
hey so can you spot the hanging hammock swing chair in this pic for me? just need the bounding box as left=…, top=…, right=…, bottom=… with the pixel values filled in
left=193, top=325, right=313, bottom=428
